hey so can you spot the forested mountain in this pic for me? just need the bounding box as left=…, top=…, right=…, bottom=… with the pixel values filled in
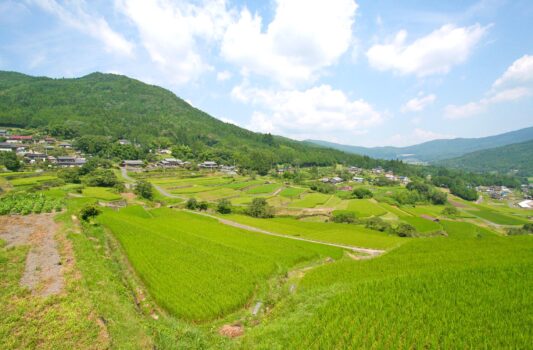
left=0, top=70, right=402, bottom=172
left=307, top=126, right=533, bottom=162
left=436, top=140, right=533, bottom=176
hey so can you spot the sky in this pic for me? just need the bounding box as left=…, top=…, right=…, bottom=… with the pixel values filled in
left=0, top=0, right=532, bottom=147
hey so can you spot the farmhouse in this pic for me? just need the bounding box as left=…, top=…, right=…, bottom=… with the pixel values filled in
left=159, top=158, right=183, bottom=167
left=118, top=139, right=131, bottom=145
left=352, top=176, right=364, bottom=183
left=321, top=177, right=343, bottom=184
left=24, top=152, right=47, bottom=163
left=220, top=165, right=238, bottom=175
left=122, top=160, right=144, bottom=168
left=348, top=166, right=363, bottom=174
left=199, top=161, right=218, bottom=169
left=0, top=142, right=18, bottom=152
left=0, top=129, right=7, bottom=136
left=398, top=176, right=410, bottom=184
left=518, top=200, right=533, bottom=209
left=57, top=156, right=86, bottom=167
left=7, top=135, right=33, bottom=143
left=59, top=142, right=72, bottom=149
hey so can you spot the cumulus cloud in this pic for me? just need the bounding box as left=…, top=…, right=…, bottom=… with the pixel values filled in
left=221, top=0, right=357, bottom=86
left=445, top=87, right=531, bottom=119
left=445, top=55, right=533, bottom=119
left=31, top=0, right=134, bottom=56
left=216, top=70, right=232, bottom=81
left=231, top=84, right=382, bottom=142
left=117, top=0, right=233, bottom=84
left=492, top=54, right=533, bottom=88
left=401, top=92, right=436, bottom=113
left=366, top=23, right=488, bottom=76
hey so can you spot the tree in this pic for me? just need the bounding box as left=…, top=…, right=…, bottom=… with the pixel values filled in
left=58, top=168, right=81, bottom=184
left=331, top=211, right=356, bottom=224
left=0, top=152, right=21, bottom=171
left=246, top=198, right=274, bottom=218
left=80, top=204, right=101, bottom=221
left=198, top=201, right=208, bottom=211
left=134, top=180, right=154, bottom=200
left=217, top=199, right=232, bottom=214
left=186, top=198, right=198, bottom=210
left=365, top=217, right=390, bottom=232
left=352, top=187, right=373, bottom=199
left=442, top=206, right=459, bottom=217
left=394, top=223, right=417, bottom=237
left=85, top=169, right=120, bottom=187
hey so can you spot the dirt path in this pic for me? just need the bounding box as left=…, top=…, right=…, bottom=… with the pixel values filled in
left=0, top=214, right=63, bottom=296
left=188, top=210, right=384, bottom=256
left=121, top=167, right=186, bottom=199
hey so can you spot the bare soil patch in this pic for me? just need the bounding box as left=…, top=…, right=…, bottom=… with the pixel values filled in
left=0, top=214, right=63, bottom=296
left=219, top=324, right=244, bottom=338
left=449, top=199, right=467, bottom=208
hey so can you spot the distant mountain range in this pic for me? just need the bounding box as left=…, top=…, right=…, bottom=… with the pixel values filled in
left=435, top=140, right=533, bottom=176
left=307, top=126, right=533, bottom=163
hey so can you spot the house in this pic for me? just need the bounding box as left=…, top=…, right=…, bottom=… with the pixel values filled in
left=352, top=176, right=364, bottom=183
left=330, top=177, right=343, bottom=184
left=199, top=161, right=218, bottom=169
left=59, top=142, right=72, bottom=149
left=24, top=152, right=47, bottom=163
left=159, top=158, right=183, bottom=167
left=518, top=200, right=533, bottom=209
left=56, top=156, right=86, bottom=167
left=385, top=173, right=397, bottom=181
left=7, top=135, right=33, bottom=143
left=0, top=129, right=7, bottom=136
left=339, top=186, right=353, bottom=191
left=371, top=167, right=384, bottom=175
left=398, top=176, right=410, bottom=184
left=320, top=177, right=330, bottom=183
left=118, top=139, right=131, bottom=145
left=122, top=160, right=144, bottom=168
left=220, top=165, right=238, bottom=175
left=158, top=149, right=172, bottom=155
left=0, top=142, right=18, bottom=152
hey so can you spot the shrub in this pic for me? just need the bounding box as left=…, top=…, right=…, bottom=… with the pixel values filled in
left=365, top=217, right=391, bottom=232
left=80, top=204, right=101, bottom=221
left=352, top=188, right=373, bottom=199
left=186, top=198, right=198, bottom=210
left=217, top=199, right=232, bottom=214
left=442, top=206, right=459, bottom=217
left=198, top=201, right=208, bottom=211
left=246, top=198, right=274, bottom=218
left=58, top=168, right=81, bottom=184
left=331, top=211, right=357, bottom=224
left=394, top=223, right=417, bottom=237
left=523, top=223, right=533, bottom=233
left=134, top=180, right=154, bottom=200
left=85, top=169, right=120, bottom=187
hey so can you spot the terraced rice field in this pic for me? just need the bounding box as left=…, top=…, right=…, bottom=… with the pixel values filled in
left=290, top=193, right=331, bottom=208
left=245, top=183, right=281, bottom=194
left=222, top=214, right=405, bottom=249
left=467, top=205, right=529, bottom=225
left=241, top=234, right=533, bottom=349
left=98, top=207, right=343, bottom=320
left=346, top=199, right=387, bottom=217
left=82, top=187, right=122, bottom=201
left=279, top=187, right=307, bottom=198
left=402, top=216, right=443, bottom=233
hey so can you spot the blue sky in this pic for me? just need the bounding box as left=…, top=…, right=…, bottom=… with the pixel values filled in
left=0, top=0, right=532, bottom=146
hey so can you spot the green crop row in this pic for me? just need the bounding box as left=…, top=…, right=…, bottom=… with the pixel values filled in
left=0, top=193, right=64, bottom=215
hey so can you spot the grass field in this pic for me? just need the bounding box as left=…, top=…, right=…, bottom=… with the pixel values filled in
left=279, top=187, right=306, bottom=198
left=9, top=175, right=57, bottom=186
left=223, top=214, right=405, bottom=250
left=241, top=234, right=533, bottom=349
left=98, top=208, right=343, bottom=320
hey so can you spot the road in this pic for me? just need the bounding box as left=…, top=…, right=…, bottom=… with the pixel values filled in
left=120, top=167, right=185, bottom=199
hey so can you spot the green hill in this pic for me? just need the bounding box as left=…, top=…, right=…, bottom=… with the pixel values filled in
left=307, top=126, right=533, bottom=162
left=0, top=70, right=390, bottom=170
left=436, top=140, right=533, bottom=176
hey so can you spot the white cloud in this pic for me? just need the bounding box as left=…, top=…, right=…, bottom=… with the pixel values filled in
left=221, top=0, right=357, bottom=86
left=31, top=0, right=134, bottom=56
left=493, top=54, right=533, bottom=88
left=401, top=92, right=436, bottom=113
left=232, top=84, right=382, bottom=142
left=445, top=87, right=532, bottom=119
left=117, top=0, right=233, bottom=84
left=216, top=70, right=232, bottom=81
left=366, top=23, right=488, bottom=76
